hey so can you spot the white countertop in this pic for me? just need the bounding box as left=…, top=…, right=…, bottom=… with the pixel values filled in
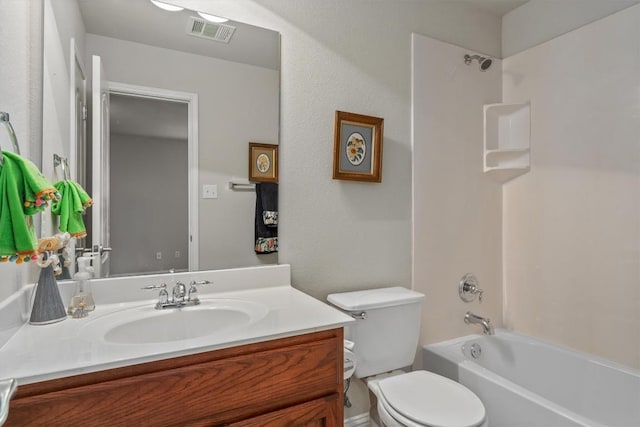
left=0, top=265, right=353, bottom=385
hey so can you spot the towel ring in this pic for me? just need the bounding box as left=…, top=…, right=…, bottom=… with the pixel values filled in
left=0, top=112, right=21, bottom=167
left=53, top=154, right=71, bottom=181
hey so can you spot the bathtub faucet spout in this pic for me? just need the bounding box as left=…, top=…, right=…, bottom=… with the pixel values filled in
left=464, top=311, right=494, bottom=335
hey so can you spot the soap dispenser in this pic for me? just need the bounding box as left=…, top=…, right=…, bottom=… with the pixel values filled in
left=67, top=256, right=96, bottom=318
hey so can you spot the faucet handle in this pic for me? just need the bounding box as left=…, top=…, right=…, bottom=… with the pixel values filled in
left=142, top=283, right=169, bottom=308
left=187, top=280, right=211, bottom=304
left=188, top=280, right=211, bottom=292
left=190, top=280, right=212, bottom=286
left=141, top=283, right=167, bottom=290
left=459, top=274, right=484, bottom=303
left=0, top=378, right=17, bottom=426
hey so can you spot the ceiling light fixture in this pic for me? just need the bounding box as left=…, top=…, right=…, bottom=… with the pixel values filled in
left=149, top=0, right=184, bottom=12
left=197, top=11, right=229, bottom=23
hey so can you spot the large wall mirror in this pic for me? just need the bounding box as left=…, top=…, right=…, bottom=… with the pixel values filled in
left=42, top=0, right=280, bottom=279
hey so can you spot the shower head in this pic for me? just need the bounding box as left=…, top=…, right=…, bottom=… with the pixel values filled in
left=464, top=54, right=492, bottom=71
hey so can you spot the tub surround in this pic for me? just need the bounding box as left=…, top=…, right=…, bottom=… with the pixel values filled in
left=0, top=264, right=353, bottom=385
left=412, top=32, right=503, bottom=347
left=501, top=3, right=640, bottom=369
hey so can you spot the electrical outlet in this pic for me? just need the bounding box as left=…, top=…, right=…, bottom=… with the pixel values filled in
left=156, top=252, right=162, bottom=260
left=202, top=184, right=218, bottom=199
left=175, top=251, right=181, bottom=258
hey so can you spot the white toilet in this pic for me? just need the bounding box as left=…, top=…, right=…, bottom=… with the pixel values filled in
left=328, top=287, right=486, bottom=427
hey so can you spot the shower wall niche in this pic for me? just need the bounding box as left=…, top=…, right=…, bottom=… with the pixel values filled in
left=483, top=102, right=530, bottom=182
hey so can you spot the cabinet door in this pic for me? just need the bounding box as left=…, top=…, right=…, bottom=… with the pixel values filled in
left=230, top=394, right=341, bottom=427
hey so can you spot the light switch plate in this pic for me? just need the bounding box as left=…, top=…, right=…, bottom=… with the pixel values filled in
left=202, top=184, right=218, bottom=199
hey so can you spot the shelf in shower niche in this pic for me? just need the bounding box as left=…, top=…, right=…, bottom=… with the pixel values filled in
left=484, top=102, right=530, bottom=182
left=485, top=148, right=530, bottom=168
left=484, top=166, right=530, bottom=183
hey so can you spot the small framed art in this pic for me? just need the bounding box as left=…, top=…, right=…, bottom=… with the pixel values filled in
left=333, top=111, right=384, bottom=182
left=249, top=142, right=278, bottom=182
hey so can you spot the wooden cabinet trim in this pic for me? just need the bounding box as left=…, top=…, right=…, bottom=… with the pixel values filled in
left=15, top=329, right=341, bottom=399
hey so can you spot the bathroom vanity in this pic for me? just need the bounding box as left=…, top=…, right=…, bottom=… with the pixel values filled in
left=8, top=329, right=343, bottom=426
left=1, top=265, right=352, bottom=426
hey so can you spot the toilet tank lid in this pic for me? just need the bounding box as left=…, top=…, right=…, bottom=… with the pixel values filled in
left=327, top=287, right=424, bottom=311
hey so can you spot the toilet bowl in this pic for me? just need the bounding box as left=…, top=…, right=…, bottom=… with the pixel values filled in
left=344, top=339, right=357, bottom=380
left=368, top=371, right=486, bottom=427
left=327, top=287, right=487, bottom=427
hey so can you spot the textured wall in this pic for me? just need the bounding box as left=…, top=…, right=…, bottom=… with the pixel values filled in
left=502, top=4, right=640, bottom=369
left=41, top=0, right=86, bottom=238
left=0, top=0, right=42, bottom=302
left=172, top=0, right=502, bottom=302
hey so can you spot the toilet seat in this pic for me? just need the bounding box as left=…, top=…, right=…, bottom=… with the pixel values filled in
left=376, top=371, right=485, bottom=427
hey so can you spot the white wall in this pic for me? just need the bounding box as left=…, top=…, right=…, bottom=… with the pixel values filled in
left=0, top=0, right=42, bottom=306
left=0, top=0, right=42, bottom=165
left=502, top=4, right=640, bottom=369
left=168, top=0, right=502, bottom=301
left=502, top=0, right=640, bottom=57
left=85, top=34, right=279, bottom=270
left=41, top=0, right=86, bottom=237
left=412, top=34, right=503, bottom=346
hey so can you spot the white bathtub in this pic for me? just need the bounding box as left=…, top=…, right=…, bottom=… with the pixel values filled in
left=422, top=330, right=640, bottom=427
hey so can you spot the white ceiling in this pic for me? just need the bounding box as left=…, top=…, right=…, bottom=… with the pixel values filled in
left=76, top=1, right=529, bottom=74
left=455, top=0, right=530, bottom=16
left=77, top=0, right=280, bottom=70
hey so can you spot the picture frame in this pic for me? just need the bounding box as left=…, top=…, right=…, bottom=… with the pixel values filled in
left=249, top=142, right=278, bottom=182
left=333, top=110, right=384, bottom=182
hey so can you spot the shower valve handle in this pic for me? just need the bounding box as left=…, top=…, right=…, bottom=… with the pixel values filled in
left=459, top=274, right=484, bottom=303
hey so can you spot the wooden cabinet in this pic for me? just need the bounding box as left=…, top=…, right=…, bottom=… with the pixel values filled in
left=7, top=329, right=343, bottom=426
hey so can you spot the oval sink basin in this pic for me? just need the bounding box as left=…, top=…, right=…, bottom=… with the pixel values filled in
left=82, top=299, right=269, bottom=345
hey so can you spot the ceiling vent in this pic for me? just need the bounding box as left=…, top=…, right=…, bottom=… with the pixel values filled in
left=186, top=16, right=236, bottom=43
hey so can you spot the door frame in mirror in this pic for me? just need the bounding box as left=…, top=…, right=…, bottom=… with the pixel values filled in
left=70, top=37, right=86, bottom=186
left=104, top=81, right=199, bottom=273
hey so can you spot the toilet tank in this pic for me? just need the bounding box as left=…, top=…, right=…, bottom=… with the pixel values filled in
left=327, top=287, right=424, bottom=378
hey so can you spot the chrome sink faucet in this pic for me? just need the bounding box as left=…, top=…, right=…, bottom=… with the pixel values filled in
left=142, top=280, right=212, bottom=309
left=464, top=311, right=495, bottom=335
left=173, top=281, right=187, bottom=303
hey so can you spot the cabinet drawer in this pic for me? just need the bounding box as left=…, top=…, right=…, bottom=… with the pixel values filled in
left=8, top=330, right=342, bottom=426
left=230, top=394, right=341, bottom=427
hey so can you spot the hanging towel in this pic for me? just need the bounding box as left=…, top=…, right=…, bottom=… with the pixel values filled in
left=0, top=151, right=60, bottom=262
left=51, top=180, right=92, bottom=238
left=254, top=182, right=278, bottom=254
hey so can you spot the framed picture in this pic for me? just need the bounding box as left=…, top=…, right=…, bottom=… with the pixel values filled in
left=249, top=143, right=278, bottom=182
left=333, top=111, right=384, bottom=182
